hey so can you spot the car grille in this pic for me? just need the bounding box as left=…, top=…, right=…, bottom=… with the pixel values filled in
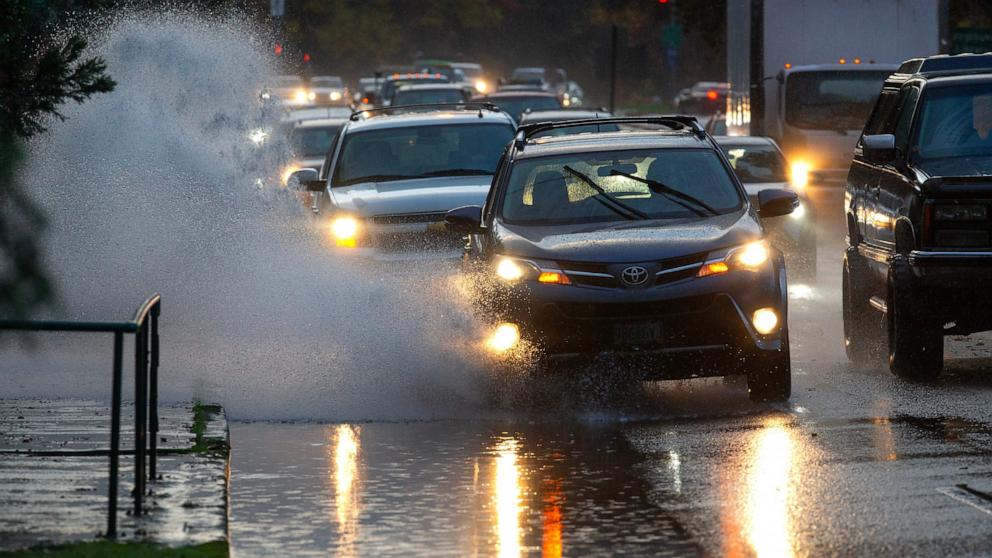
left=368, top=212, right=446, bottom=225
left=925, top=200, right=992, bottom=249
left=557, top=252, right=707, bottom=289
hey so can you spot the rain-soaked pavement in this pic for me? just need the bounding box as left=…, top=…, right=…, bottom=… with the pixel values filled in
left=229, top=187, right=992, bottom=557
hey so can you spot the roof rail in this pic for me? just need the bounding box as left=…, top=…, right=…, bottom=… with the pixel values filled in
left=349, top=102, right=503, bottom=121
left=516, top=115, right=705, bottom=144
left=896, top=53, right=992, bottom=77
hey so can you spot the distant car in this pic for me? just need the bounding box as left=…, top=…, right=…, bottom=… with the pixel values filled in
left=451, top=62, right=489, bottom=93
left=310, top=76, right=349, bottom=106
left=378, top=73, right=450, bottom=106
left=288, top=103, right=516, bottom=250
left=444, top=116, right=796, bottom=401
left=517, top=109, right=618, bottom=137
left=702, top=112, right=728, bottom=136
left=390, top=84, right=471, bottom=106
left=674, top=82, right=730, bottom=116
left=263, top=75, right=312, bottom=106
left=474, top=91, right=562, bottom=122
left=715, top=136, right=817, bottom=277
left=285, top=118, right=347, bottom=179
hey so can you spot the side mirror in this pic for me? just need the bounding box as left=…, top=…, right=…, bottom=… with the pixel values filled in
left=862, top=134, right=896, bottom=164
left=444, top=205, right=483, bottom=233
left=287, top=168, right=319, bottom=191
left=757, top=188, right=799, bottom=219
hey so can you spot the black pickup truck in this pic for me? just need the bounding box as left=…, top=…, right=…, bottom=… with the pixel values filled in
left=844, top=54, right=992, bottom=379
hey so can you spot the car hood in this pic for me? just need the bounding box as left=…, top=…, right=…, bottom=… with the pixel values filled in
left=494, top=210, right=761, bottom=262
left=330, top=175, right=493, bottom=217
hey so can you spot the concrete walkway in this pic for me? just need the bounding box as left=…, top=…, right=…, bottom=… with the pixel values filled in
left=0, top=399, right=228, bottom=552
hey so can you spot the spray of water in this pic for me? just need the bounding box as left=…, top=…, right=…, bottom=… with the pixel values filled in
left=1, top=9, right=494, bottom=420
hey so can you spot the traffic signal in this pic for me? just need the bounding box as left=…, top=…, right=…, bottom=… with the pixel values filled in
left=274, top=43, right=283, bottom=56
left=303, top=52, right=311, bottom=63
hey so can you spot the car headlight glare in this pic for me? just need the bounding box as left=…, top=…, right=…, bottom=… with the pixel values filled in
left=752, top=308, right=779, bottom=335
left=734, top=241, right=770, bottom=268
left=331, top=216, right=360, bottom=245
left=496, top=258, right=526, bottom=281
left=487, top=323, right=520, bottom=353
left=790, top=161, right=810, bottom=190
left=790, top=201, right=806, bottom=220
left=475, top=79, right=488, bottom=93
left=330, top=91, right=342, bottom=101
left=294, top=89, right=308, bottom=104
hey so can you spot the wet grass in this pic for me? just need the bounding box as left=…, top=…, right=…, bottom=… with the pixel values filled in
left=189, top=402, right=226, bottom=455
left=0, top=541, right=227, bottom=557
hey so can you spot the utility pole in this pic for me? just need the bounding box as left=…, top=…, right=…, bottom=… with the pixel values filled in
left=609, top=24, right=618, bottom=113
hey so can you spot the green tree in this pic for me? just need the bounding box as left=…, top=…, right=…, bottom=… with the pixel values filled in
left=0, top=0, right=115, bottom=318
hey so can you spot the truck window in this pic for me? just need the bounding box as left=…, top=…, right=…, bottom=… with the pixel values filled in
left=785, top=71, right=890, bottom=130
left=893, top=86, right=921, bottom=153
left=912, top=82, right=992, bottom=174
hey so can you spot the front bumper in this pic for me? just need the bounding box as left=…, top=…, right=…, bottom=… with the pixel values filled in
left=483, top=261, right=788, bottom=376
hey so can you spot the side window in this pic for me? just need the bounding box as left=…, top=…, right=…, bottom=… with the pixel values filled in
left=861, top=90, right=900, bottom=140
left=893, top=86, right=921, bottom=153
left=319, top=130, right=342, bottom=180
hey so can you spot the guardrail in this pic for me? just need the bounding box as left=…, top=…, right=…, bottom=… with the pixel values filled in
left=0, top=293, right=161, bottom=538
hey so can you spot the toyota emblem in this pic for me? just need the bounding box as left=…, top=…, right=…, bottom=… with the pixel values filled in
left=620, top=266, right=649, bottom=286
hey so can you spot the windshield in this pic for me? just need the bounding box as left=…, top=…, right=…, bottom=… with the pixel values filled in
left=720, top=143, right=788, bottom=183
left=501, top=149, right=743, bottom=225
left=273, top=76, right=302, bottom=89
left=485, top=96, right=562, bottom=121
left=392, top=88, right=468, bottom=105
left=785, top=71, right=889, bottom=130
left=291, top=125, right=342, bottom=158
left=912, top=83, right=992, bottom=175
left=333, top=123, right=514, bottom=187
left=312, top=77, right=343, bottom=88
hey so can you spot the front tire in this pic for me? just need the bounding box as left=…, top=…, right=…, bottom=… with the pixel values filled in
left=887, top=256, right=943, bottom=380
left=747, top=332, right=791, bottom=402
left=843, top=248, right=884, bottom=362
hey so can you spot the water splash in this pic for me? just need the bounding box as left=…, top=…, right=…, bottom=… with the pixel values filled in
left=1, top=9, right=489, bottom=420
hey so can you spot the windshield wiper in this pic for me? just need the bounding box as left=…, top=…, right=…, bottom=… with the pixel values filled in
left=609, top=170, right=717, bottom=217
left=419, top=168, right=493, bottom=177
left=337, top=174, right=421, bottom=186
left=562, top=165, right=650, bottom=220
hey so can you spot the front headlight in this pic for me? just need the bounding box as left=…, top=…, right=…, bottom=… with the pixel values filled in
left=294, top=89, right=308, bottom=104
left=330, top=216, right=360, bottom=247
left=698, top=240, right=770, bottom=277
left=790, top=161, right=810, bottom=190
left=330, top=91, right=342, bottom=101
left=494, top=257, right=570, bottom=285
left=475, top=79, right=488, bottom=93
left=935, top=204, right=987, bottom=221
left=307, top=91, right=317, bottom=101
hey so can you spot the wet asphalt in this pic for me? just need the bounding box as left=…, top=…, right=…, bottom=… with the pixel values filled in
left=229, top=187, right=992, bottom=557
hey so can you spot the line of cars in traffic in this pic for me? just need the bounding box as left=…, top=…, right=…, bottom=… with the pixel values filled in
left=269, top=52, right=991, bottom=403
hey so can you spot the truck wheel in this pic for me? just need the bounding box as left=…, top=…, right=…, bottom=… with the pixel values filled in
left=887, top=257, right=943, bottom=380
left=843, top=248, right=884, bottom=362
left=747, top=333, right=791, bottom=402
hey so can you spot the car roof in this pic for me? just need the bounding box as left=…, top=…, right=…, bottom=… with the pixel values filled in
left=294, top=118, right=347, bottom=129
left=395, top=83, right=466, bottom=91
left=481, top=91, right=558, bottom=99
left=712, top=135, right=776, bottom=147
left=345, top=109, right=514, bottom=132
left=512, top=130, right=712, bottom=160
left=920, top=73, right=992, bottom=87
left=518, top=110, right=612, bottom=123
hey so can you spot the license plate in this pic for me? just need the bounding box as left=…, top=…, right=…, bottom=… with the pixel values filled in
left=614, top=321, right=663, bottom=347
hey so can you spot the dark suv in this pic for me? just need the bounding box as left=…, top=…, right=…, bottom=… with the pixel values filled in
left=843, top=54, right=992, bottom=379
left=445, top=116, right=799, bottom=401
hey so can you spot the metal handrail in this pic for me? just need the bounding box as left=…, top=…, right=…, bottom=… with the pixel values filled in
left=0, top=293, right=162, bottom=538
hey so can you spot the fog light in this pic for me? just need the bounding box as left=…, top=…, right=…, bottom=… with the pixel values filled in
left=752, top=308, right=779, bottom=335
left=488, top=323, right=520, bottom=353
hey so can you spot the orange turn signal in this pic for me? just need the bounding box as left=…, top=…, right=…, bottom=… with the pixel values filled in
left=538, top=271, right=571, bottom=285
left=698, top=261, right=729, bottom=277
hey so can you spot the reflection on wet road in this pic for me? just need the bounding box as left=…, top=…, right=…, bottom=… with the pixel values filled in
left=230, top=187, right=992, bottom=557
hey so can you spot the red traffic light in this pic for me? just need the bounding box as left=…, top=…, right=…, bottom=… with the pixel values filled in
left=303, top=52, right=311, bottom=63
left=274, top=43, right=283, bottom=55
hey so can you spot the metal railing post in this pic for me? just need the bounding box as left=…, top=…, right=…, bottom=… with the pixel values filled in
left=149, top=304, right=160, bottom=481
left=133, top=326, right=147, bottom=515
left=107, top=332, right=123, bottom=538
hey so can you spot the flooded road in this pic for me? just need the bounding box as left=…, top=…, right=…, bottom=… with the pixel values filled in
left=228, top=187, right=992, bottom=557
